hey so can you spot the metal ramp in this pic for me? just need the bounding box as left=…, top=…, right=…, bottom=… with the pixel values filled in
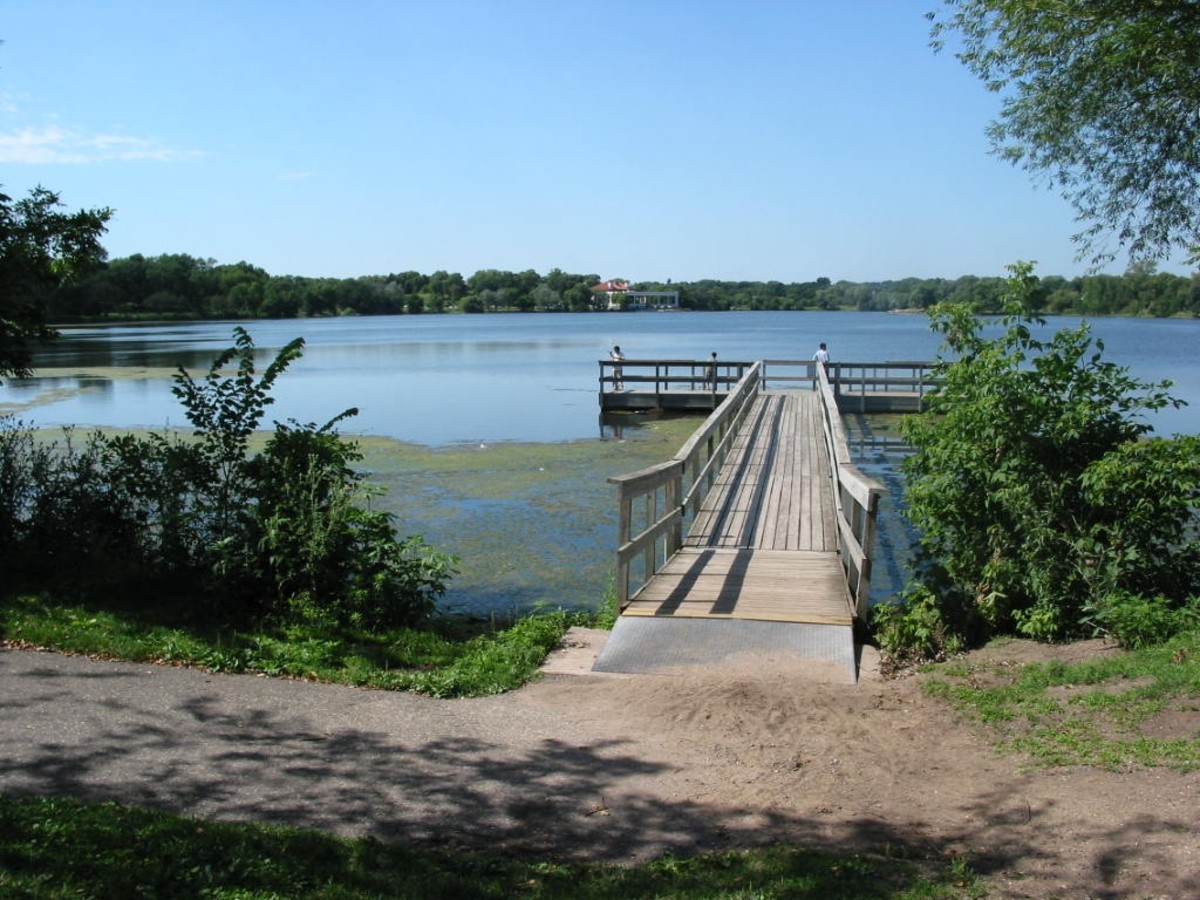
left=592, top=616, right=858, bottom=683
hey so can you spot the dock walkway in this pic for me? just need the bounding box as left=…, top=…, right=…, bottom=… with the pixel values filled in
left=621, top=393, right=853, bottom=626
left=596, top=363, right=886, bottom=680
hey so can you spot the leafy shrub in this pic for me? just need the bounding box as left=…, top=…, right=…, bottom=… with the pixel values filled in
left=0, top=327, right=454, bottom=632
left=1089, top=592, right=1200, bottom=649
left=245, top=424, right=453, bottom=629
left=0, top=423, right=151, bottom=586
left=870, top=585, right=966, bottom=669
left=96, top=430, right=214, bottom=577
left=891, top=262, right=1200, bottom=662
left=0, top=420, right=61, bottom=577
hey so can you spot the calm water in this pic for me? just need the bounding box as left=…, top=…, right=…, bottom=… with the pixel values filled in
left=6, top=311, right=1200, bottom=440
left=4, top=311, right=1198, bottom=615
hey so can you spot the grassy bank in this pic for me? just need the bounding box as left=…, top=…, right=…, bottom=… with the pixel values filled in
left=0, top=590, right=614, bottom=698
left=920, top=629, right=1200, bottom=771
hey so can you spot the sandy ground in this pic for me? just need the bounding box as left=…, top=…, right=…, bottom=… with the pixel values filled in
left=1, top=631, right=1197, bottom=898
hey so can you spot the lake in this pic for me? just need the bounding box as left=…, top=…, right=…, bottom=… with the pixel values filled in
left=12, top=310, right=1200, bottom=442
left=4, top=311, right=1198, bottom=616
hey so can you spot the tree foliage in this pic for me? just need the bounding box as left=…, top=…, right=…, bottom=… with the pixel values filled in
left=929, top=0, right=1200, bottom=266
left=877, top=262, right=1200, bottom=659
left=0, top=186, right=112, bottom=378
left=53, top=252, right=1200, bottom=320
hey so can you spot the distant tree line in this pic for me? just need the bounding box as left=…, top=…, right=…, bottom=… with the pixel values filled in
left=48, top=252, right=1200, bottom=321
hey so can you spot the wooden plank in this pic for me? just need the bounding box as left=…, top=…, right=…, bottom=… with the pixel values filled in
left=630, top=590, right=847, bottom=609
left=787, top=395, right=805, bottom=549
left=685, top=393, right=832, bottom=553
left=630, top=595, right=849, bottom=615
left=648, top=392, right=857, bottom=626
left=774, top=401, right=791, bottom=549
left=761, top=395, right=790, bottom=550
left=622, top=546, right=853, bottom=625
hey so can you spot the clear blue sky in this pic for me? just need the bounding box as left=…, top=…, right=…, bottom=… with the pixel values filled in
left=2, top=1, right=1183, bottom=283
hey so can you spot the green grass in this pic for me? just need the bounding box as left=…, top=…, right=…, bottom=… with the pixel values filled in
left=0, top=795, right=982, bottom=899
left=0, top=591, right=609, bottom=698
left=920, top=628, right=1200, bottom=770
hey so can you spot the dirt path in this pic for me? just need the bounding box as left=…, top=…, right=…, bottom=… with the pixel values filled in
left=1, top=633, right=1196, bottom=898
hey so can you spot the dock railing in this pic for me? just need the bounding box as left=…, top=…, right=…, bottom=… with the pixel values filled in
left=756, top=359, right=939, bottom=401
left=760, top=358, right=818, bottom=389
left=600, top=358, right=754, bottom=395
left=602, top=358, right=937, bottom=417
left=825, top=361, right=939, bottom=411
left=814, top=364, right=886, bottom=618
left=606, top=362, right=762, bottom=607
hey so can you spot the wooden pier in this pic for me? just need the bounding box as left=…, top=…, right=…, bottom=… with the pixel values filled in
left=623, top=393, right=851, bottom=625
left=594, top=359, right=896, bottom=680
left=599, top=358, right=937, bottom=413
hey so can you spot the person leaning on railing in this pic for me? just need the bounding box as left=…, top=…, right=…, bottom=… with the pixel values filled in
left=610, top=345, right=625, bottom=390
left=813, top=342, right=830, bottom=373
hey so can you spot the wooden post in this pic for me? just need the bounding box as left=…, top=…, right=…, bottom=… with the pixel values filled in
left=615, top=487, right=632, bottom=606
left=667, top=471, right=681, bottom=557
left=642, top=489, right=655, bottom=592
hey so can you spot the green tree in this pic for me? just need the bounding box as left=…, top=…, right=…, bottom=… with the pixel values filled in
left=882, top=262, right=1200, bottom=657
left=261, top=276, right=305, bottom=318
left=426, top=270, right=465, bottom=312
left=394, top=270, right=428, bottom=295
left=564, top=282, right=595, bottom=311
left=0, top=186, right=112, bottom=378
left=530, top=283, right=562, bottom=310
left=930, top=0, right=1200, bottom=266
left=213, top=260, right=269, bottom=316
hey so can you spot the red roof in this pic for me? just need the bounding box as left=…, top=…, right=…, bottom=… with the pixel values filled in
left=591, top=279, right=631, bottom=293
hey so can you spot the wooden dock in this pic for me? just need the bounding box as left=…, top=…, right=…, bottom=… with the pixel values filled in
left=599, top=358, right=937, bottom=413
left=621, top=393, right=853, bottom=626
left=596, top=362, right=886, bottom=679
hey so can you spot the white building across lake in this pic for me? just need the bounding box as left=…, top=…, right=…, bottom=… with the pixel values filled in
left=591, top=278, right=681, bottom=310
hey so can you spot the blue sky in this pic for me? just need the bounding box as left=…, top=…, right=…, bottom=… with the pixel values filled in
left=2, top=1, right=1183, bottom=283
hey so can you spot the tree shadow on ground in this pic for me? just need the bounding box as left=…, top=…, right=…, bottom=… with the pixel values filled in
left=0, top=652, right=1196, bottom=897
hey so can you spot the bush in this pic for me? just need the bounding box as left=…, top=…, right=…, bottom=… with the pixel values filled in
left=870, top=585, right=966, bottom=669
left=889, top=262, right=1200, bottom=662
left=233, top=422, right=454, bottom=629
left=1089, top=592, right=1200, bottom=650
left=0, top=423, right=151, bottom=586
left=0, top=328, right=455, bottom=632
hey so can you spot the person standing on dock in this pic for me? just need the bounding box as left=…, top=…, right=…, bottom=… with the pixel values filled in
left=610, top=345, right=625, bottom=390
left=813, top=342, right=830, bottom=373
left=706, top=351, right=718, bottom=389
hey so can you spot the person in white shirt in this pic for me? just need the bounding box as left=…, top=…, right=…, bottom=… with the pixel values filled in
left=610, top=345, right=625, bottom=390
left=813, top=342, right=830, bottom=373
